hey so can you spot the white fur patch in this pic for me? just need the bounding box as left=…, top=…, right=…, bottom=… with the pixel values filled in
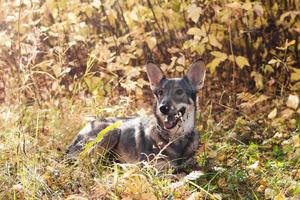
left=171, top=100, right=195, bottom=138
left=79, top=123, right=93, bottom=137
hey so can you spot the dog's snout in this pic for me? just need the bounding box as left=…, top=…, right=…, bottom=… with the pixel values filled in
left=159, top=105, right=170, bottom=115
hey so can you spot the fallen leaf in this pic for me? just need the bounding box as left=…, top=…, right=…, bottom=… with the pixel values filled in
left=247, top=161, right=259, bottom=170
left=146, top=36, right=157, bottom=49
left=170, top=181, right=185, bottom=189
left=141, top=193, right=157, bottom=200
left=268, top=108, right=277, bottom=119
left=264, top=188, right=276, bottom=199
left=184, top=170, right=204, bottom=181
left=65, top=195, right=88, bottom=200
left=281, top=108, right=295, bottom=119
left=226, top=2, right=241, bottom=9
left=291, top=67, right=300, bottom=81
left=177, top=56, right=185, bottom=65
left=286, top=94, right=299, bottom=109
left=187, top=192, right=202, bottom=200
left=274, top=192, right=286, bottom=200
left=92, top=183, right=107, bottom=198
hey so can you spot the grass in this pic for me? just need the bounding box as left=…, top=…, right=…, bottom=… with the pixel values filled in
left=0, top=97, right=299, bottom=200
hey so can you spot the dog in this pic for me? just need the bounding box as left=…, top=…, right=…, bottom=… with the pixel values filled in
left=66, top=59, right=206, bottom=170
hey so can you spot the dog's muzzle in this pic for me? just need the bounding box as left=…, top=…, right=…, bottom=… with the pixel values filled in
left=163, top=107, right=186, bottom=129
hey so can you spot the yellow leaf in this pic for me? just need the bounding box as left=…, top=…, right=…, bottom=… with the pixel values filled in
left=242, top=2, right=252, bottom=11
left=264, top=65, right=274, bottom=73
left=211, top=51, right=227, bottom=61
left=177, top=56, right=185, bottom=65
left=207, top=58, right=224, bottom=74
left=187, top=4, right=202, bottom=23
left=286, top=94, right=299, bottom=110
left=276, top=40, right=296, bottom=51
left=251, top=71, right=263, bottom=90
left=281, top=108, right=295, bottom=119
left=194, top=44, right=205, bottom=55
left=268, top=59, right=279, bottom=64
left=146, top=37, right=157, bottom=49
left=84, top=76, right=103, bottom=93
left=268, top=108, right=277, bottom=119
left=236, top=56, right=250, bottom=69
left=176, top=66, right=184, bottom=72
left=274, top=192, right=286, bottom=200
left=253, top=4, right=264, bottom=17
left=228, top=55, right=234, bottom=62
left=286, top=40, right=295, bottom=47
left=291, top=67, right=300, bottom=81
left=226, top=2, right=241, bottom=9
left=209, top=35, right=222, bottom=49
left=130, top=8, right=139, bottom=21
left=187, top=27, right=206, bottom=37
left=107, top=9, right=116, bottom=27
left=65, top=195, right=88, bottom=200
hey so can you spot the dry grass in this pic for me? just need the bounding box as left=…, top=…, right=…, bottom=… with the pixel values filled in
left=0, top=97, right=299, bottom=199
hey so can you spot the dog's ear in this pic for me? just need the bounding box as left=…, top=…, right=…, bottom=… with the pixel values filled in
left=185, top=60, right=206, bottom=90
left=146, top=63, right=165, bottom=90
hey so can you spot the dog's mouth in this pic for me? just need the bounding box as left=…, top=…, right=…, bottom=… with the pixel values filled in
left=163, top=107, right=186, bottom=129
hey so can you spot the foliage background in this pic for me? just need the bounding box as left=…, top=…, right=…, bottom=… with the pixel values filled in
left=0, top=0, right=300, bottom=199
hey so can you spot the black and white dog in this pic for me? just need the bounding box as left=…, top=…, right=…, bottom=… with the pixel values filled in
left=66, top=59, right=206, bottom=170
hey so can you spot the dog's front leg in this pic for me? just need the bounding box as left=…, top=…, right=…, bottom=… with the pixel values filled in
left=174, top=132, right=200, bottom=172
left=174, top=156, right=201, bottom=173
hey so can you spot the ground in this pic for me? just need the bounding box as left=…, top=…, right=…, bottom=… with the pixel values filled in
left=0, top=93, right=299, bottom=200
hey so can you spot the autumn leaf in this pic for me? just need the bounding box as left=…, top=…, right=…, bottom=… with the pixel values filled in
left=187, top=27, right=205, bottom=37
left=286, top=94, right=299, bottom=110
left=187, top=4, right=202, bottom=23
left=209, top=35, right=222, bottom=49
left=207, top=58, right=224, bottom=74
left=226, top=2, right=241, bottom=9
left=291, top=67, right=300, bottom=81
left=251, top=71, right=264, bottom=90
left=268, top=108, right=277, bottom=119
left=146, top=36, right=157, bottom=49
left=211, top=51, right=228, bottom=61
left=236, top=56, right=250, bottom=69
left=253, top=4, right=264, bottom=17
left=268, top=58, right=279, bottom=65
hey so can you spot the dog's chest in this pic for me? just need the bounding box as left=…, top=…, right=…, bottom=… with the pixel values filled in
left=113, top=116, right=195, bottom=164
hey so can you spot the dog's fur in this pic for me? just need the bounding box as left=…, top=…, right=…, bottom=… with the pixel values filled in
left=66, top=60, right=206, bottom=170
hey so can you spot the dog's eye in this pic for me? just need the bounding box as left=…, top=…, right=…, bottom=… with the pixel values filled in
left=176, top=89, right=183, bottom=95
left=157, top=90, right=163, bottom=97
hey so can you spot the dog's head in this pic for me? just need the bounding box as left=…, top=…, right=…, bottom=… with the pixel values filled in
left=146, top=60, right=206, bottom=137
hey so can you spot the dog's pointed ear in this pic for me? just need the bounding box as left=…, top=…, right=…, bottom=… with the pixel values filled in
left=146, top=63, right=165, bottom=90
left=185, top=59, right=206, bottom=90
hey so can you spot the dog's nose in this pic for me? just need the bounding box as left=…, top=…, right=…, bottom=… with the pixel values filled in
left=159, top=105, right=170, bottom=115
